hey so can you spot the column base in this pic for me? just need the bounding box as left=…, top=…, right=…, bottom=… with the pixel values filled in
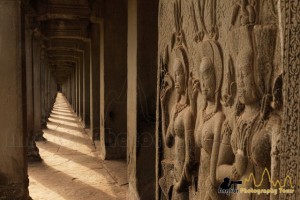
left=28, top=138, right=42, bottom=162
left=34, top=134, right=47, bottom=142
left=0, top=183, right=29, bottom=200
left=27, top=147, right=42, bottom=162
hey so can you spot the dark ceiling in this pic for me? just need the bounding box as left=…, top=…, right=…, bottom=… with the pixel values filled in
left=26, top=0, right=103, bottom=84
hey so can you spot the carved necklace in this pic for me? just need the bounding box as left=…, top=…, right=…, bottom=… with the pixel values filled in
left=202, top=109, right=216, bottom=123
left=234, top=112, right=260, bottom=156
left=174, top=103, right=188, bottom=119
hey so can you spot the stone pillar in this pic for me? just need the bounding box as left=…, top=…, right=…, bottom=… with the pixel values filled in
left=90, top=23, right=101, bottom=141
left=71, top=68, right=76, bottom=110
left=25, top=16, right=41, bottom=162
left=40, top=47, right=47, bottom=129
left=32, top=32, right=45, bottom=141
left=66, top=76, right=71, bottom=102
left=47, top=67, right=53, bottom=114
left=0, top=0, right=29, bottom=199
left=98, top=0, right=128, bottom=160
left=76, top=60, right=80, bottom=115
left=83, top=41, right=91, bottom=128
left=51, top=73, right=57, bottom=103
left=79, top=54, right=84, bottom=121
left=44, top=63, right=49, bottom=119
left=127, top=0, right=158, bottom=199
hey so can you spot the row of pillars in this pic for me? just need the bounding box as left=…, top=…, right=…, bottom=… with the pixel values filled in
left=61, top=4, right=129, bottom=160
left=61, top=0, right=159, bottom=199
left=0, top=0, right=57, bottom=199
left=25, top=15, right=58, bottom=162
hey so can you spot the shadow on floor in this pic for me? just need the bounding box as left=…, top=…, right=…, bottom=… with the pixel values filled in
left=42, top=129, right=90, bottom=148
left=49, top=115, right=78, bottom=123
left=29, top=93, right=127, bottom=200
left=29, top=161, right=120, bottom=200
left=51, top=110, right=76, bottom=117
left=46, top=121, right=83, bottom=132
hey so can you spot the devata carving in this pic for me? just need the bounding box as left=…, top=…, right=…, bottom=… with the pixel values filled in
left=160, top=0, right=195, bottom=199
left=216, top=21, right=281, bottom=200
left=192, top=41, right=225, bottom=200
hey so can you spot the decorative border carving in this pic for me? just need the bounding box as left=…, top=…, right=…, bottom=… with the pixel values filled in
left=279, top=1, right=300, bottom=199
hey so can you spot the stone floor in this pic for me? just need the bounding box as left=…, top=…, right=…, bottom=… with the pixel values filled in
left=28, top=93, right=128, bottom=200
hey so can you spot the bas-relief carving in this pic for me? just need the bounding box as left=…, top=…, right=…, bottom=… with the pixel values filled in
left=191, top=41, right=225, bottom=200
left=190, top=0, right=225, bottom=199
left=158, top=0, right=284, bottom=200
left=217, top=25, right=281, bottom=200
left=159, top=1, right=195, bottom=199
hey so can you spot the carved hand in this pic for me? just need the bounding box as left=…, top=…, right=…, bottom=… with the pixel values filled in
left=160, top=73, right=173, bottom=105
left=235, top=149, right=248, bottom=177
left=192, top=79, right=200, bottom=100
left=174, top=180, right=186, bottom=193
left=189, top=72, right=200, bottom=102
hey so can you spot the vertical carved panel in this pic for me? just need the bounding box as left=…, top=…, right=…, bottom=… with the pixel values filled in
left=279, top=1, right=300, bottom=199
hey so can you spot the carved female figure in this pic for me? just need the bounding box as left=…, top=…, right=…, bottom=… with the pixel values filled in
left=191, top=41, right=225, bottom=200
left=160, top=45, right=195, bottom=200
left=216, top=26, right=281, bottom=200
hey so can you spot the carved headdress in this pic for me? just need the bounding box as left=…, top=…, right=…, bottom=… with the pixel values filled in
left=171, top=0, right=190, bottom=105
left=199, top=41, right=223, bottom=112
left=190, top=0, right=218, bottom=42
left=234, top=25, right=278, bottom=118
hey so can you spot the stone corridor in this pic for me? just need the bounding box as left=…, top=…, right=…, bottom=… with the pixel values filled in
left=28, top=93, right=127, bottom=200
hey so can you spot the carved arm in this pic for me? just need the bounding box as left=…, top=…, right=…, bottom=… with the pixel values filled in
left=174, top=108, right=195, bottom=192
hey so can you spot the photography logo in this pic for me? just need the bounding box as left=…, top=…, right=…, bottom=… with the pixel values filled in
left=218, top=177, right=242, bottom=195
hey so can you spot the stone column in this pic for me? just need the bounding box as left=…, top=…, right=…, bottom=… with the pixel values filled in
left=90, top=23, right=101, bottom=141
left=40, top=47, right=47, bottom=129
left=76, top=60, right=79, bottom=115
left=127, top=0, right=158, bottom=199
left=0, top=0, right=29, bottom=199
left=44, top=63, right=49, bottom=119
left=32, top=32, right=45, bottom=141
left=49, top=73, right=55, bottom=108
left=47, top=66, right=52, bottom=114
left=66, top=76, right=70, bottom=102
left=71, top=68, right=76, bottom=110
left=51, top=73, right=57, bottom=104
left=98, top=0, right=128, bottom=160
left=83, top=41, right=91, bottom=128
left=25, top=16, right=41, bottom=162
left=79, top=54, right=84, bottom=121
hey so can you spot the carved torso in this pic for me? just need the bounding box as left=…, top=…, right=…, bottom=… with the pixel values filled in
left=173, top=107, right=188, bottom=182
left=196, top=111, right=224, bottom=198
left=227, top=112, right=281, bottom=199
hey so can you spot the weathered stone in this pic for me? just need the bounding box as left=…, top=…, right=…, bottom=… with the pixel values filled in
left=156, top=0, right=293, bottom=200
left=0, top=0, right=29, bottom=199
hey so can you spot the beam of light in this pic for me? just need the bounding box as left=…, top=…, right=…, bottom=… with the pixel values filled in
left=49, top=114, right=77, bottom=121
left=42, top=130, right=91, bottom=155
left=29, top=176, right=66, bottom=200
left=37, top=145, right=117, bottom=198
left=48, top=117, right=80, bottom=128
left=29, top=93, right=123, bottom=199
left=51, top=110, right=75, bottom=117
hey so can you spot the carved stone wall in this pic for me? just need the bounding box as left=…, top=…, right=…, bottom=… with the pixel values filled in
left=156, top=0, right=298, bottom=199
left=278, top=1, right=300, bottom=199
